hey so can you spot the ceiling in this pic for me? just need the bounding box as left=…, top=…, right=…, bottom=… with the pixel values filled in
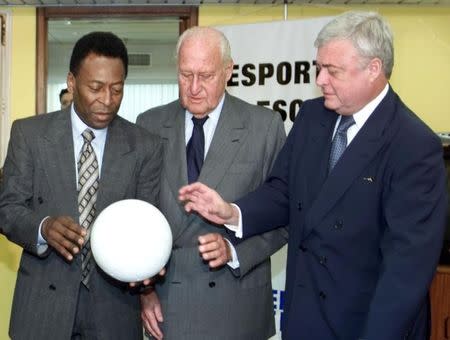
left=1, top=0, right=449, bottom=5
left=48, top=18, right=180, bottom=44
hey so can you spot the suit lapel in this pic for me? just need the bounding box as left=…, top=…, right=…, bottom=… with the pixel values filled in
left=172, top=94, right=248, bottom=240
left=199, top=93, right=248, bottom=190
left=303, top=87, right=398, bottom=238
left=96, top=117, right=133, bottom=212
left=38, top=109, right=79, bottom=219
left=302, top=110, right=337, bottom=208
left=162, top=106, right=189, bottom=206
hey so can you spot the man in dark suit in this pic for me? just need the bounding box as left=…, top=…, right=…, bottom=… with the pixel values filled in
left=0, top=32, right=163, bottom=340
left=136, top=27, right=287, bottom=340
left=179, top=12, right=448, bottom=340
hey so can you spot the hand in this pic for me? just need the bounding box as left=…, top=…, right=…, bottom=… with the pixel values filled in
left=140, top=288, right=164, bottom=340
left=129, top=268, right=166, bottom=288
left=179, top=182, right=239, bottom=225
left=198, top=233, right=231, bottom=268
left=41, top=216, right=86, bottom=261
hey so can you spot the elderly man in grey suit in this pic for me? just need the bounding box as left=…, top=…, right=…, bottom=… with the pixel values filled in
left=136, top=27, right=288, bottom=340
left=0, top=32, right=163, bottom=340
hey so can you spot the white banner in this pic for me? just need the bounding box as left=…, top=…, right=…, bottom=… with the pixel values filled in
left=216, top=16, right=334, bottom=338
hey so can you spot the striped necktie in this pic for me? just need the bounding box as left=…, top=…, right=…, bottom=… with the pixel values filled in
left=77, top=128, right=99, bottom=288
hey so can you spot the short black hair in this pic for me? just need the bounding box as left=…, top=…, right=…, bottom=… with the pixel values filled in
left=69, top=31, right=128, bottom=78
left=59, top=88, right=69, bottom=101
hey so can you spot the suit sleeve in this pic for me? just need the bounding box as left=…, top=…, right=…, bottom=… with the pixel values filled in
left=362, top=131, right=447, bottom=339
left=232, top=113, right=289, bottom=278
left=0, top=121, right=45, bottom=255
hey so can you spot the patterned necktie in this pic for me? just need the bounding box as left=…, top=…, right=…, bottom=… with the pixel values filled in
left=328, top=115, right=355, bottom=174
left=186, top=116, right=209, bottom=183
left=77, top=129, right=99, bottom=288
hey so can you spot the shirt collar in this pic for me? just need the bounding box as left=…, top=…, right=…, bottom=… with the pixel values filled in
left=71, top=104, right=108, bottom=140
left=186, top=93, right=225, bottom=123
left=351, top=83, right=389, bottom=129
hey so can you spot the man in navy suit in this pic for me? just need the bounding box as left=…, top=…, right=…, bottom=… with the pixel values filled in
left=179, top=11, right=448, bottom=340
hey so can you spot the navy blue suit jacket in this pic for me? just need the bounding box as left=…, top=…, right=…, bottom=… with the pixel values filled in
left=237, top=87, right=447, bottom=340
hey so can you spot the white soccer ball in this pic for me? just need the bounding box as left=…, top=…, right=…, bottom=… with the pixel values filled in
left=90, top=199, right=172, bottom=282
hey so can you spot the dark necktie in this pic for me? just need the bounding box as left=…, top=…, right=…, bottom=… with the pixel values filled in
left=328, top=115, right=355, bottom=174
left=186, top=116, right=209, bottom=183
left=77, top=129, right=99, bottom=288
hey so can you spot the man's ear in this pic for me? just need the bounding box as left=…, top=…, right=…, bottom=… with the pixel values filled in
left=367, top=58, right=383, bottom=82
left=224, top=62, right=234, bottom=82
left=67, top=72, right=75, bottom=93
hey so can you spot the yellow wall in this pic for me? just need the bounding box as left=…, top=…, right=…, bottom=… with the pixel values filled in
left=0, top=7, right=35, bottom=339
left=199, top=5, right=450, bottom=131
left=0, top=5, right=449, bottom=339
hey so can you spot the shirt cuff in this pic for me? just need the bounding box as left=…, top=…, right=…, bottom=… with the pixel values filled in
left=224, top=203, right=243, bottom=238
left=225, top=238, right=240, bottom=269
left=37, top=216, right=49, bottom=255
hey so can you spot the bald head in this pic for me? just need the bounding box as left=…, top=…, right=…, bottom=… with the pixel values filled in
left=176, top=27, right=233, bottom=68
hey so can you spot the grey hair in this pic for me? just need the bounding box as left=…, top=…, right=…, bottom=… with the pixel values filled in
left=175, top=26, right=233, bottom=67
left=314, top=11, right=394, bottom=79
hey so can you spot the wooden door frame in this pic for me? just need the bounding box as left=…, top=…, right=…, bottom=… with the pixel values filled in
left=36, top=6, right=198, bottom=114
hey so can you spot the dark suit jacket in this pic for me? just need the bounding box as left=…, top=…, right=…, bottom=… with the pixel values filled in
left=0, top=109, right=163, bottom=340
left=137, top=93, right=288, bottom=340
left=237, top=87, right=448, bottom=340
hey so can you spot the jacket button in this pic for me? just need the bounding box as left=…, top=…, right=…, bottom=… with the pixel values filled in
left=299, top=245, right=307, bottom=252
left=209, top=281, right=216, bottom=288
left=319, top=256, right=327, bottom=265
left=319, top=291, right=326, bottom=299
left=49, top=284, right=56, bottom=290
left=38, top=197, right=44, bottom=204
left=297, top=202, right=303, bottom=211
left=333, top=220, right=343, bottom=229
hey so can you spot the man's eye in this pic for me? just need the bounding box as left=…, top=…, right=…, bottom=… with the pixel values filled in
left=200, top=74, right=212, bottom=80
left=328, top=68, right=339, bottom=76
left=112, top=87, right=123, bottom=95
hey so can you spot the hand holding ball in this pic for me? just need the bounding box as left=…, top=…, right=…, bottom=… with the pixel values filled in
left=90, top=199, right=172, bottom=282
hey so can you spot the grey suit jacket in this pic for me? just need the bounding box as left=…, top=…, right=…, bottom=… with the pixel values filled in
left=0, top=108, right=163, bottom=340
left=136, top=93, right=288, bottom=340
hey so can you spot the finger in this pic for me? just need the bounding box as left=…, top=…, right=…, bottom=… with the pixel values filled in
left=48, top=230, right=81, bottom=255
left=154, top=303, right=164, bottom=322
left=45, top=218, right=84, bottom=249
left=198, top=233, right=218, bottom=244
left=142, top=316, right=160, bottom=340
left=143, top=306, right=163, bottom=339
left=179, top=182, right=205, bottom=196
left=148, top=309, right=163, bottom=339
left=202, top=249, right=224, bottom=261
left=45, top=231, right=80, bottom=261
left=208, top=257, right=228, bottom=268
left=59, top=227, right=85, bottom=247
left=59, top=216, right=86, bottom=237
left=199, top=242, right=220, bottom=254
left=48, top=241, right=76, bottom=261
